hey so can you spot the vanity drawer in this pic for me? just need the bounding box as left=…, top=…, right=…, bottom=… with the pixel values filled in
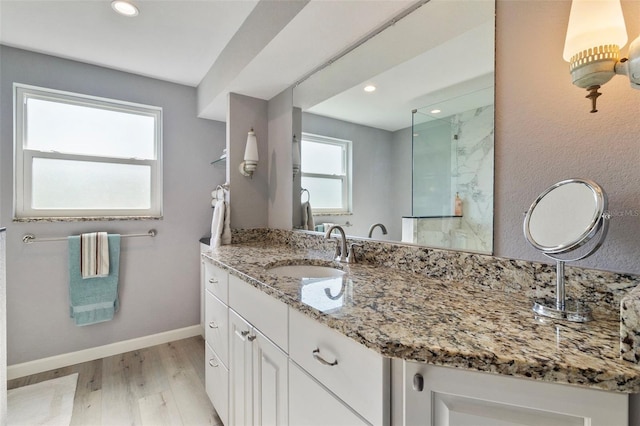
left=205, top=290, right=229, bottom=368
left=289, top=308, right=389, bottom=426
left=205, top=342, right=229, bottom=426
left=203, top=259, right=229, bottom=303
left=289, top=360, right=369, bottom=426
left=228, top=274, right=288, bottom=352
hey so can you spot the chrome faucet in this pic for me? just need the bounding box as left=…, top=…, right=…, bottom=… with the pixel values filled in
left=368, top=223, right=388, bottom=238
left=324, top=225, right=348, bottom=262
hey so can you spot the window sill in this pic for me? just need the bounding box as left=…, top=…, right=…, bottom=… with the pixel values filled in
left=312, top=212, right=353, bottom=217
left=13, top=215, right=163, bottom=223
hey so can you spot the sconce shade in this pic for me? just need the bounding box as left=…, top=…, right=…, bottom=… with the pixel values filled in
left=244, top=129, right=259, bottom=164
left=563, top=0, right=627, bottom=62
left=239, top=128, right=259, bottom=177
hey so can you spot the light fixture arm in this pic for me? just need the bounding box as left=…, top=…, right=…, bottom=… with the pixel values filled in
left=615, top=35, right=640, bottom=89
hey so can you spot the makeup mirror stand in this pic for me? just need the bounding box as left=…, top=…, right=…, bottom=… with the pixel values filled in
left=524, top=178, right=610, bottom=323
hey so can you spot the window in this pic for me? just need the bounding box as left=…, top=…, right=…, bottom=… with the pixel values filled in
left=301, top=133, right=351, bottom=214
left=14, top=84, right=162, bottom=220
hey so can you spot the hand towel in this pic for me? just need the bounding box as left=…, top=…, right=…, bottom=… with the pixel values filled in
left=210, top=199, right=225, bottom=248
left=302, top=201, right=315, bottom=231
left=221, top=200, right=231, bottom=245
left=80, top=232, right=109, bottom=279
left=69, top=234, right=120, bottom=326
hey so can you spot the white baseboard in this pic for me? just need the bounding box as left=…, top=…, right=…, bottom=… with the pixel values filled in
left=7, top=324, right=201, bottom=380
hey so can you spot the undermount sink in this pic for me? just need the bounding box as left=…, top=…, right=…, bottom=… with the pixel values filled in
left=267, top=264, right=345, bottom=279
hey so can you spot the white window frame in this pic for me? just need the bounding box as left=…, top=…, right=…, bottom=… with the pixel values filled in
left=13, top=83, right=163, bottom=220
left=301, top=132, right=352, bottom=215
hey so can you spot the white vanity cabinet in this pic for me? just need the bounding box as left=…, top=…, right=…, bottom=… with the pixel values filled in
left=289, top=360, right=370, bottom=426
left=229, top=309, right=288, bottom=426
left=202, top=258, right=230, bottom=426
left=399, top=361, right=629, bottom=426
left=228, top=275, right=289, bottom=426
left=288, top=308, right=390, bottom=426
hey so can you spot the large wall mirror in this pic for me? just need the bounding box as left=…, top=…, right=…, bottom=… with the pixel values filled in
left=292, top=0, right=495, bottom=254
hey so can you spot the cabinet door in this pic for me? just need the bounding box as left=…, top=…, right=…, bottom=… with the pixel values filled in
left=229, top=310, right=253, bottom=426
left=289, top=360, right=369, bottom=426
left=403, top=362, right=628, bottom=426
left=252, top=329, right=288, bottom=426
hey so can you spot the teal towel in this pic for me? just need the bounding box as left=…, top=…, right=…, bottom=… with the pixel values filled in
left=68, top=234, right=120, bottom=326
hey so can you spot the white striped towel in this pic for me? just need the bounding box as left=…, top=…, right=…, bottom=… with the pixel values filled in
left=80, top=232, right=110, bottom=279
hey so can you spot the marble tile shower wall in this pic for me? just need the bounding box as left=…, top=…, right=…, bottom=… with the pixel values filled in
left=451, top=105, right=494, bottom=253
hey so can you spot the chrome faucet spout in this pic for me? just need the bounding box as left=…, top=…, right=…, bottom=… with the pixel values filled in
left=324, top=225, right=348, bottom=262
left=368, top=223, right=388, bottom=238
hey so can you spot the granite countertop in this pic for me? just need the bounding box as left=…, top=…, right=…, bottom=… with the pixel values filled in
left=202, top=241, right=640, bottom=393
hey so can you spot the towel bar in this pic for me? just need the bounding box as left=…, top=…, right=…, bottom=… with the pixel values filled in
left=22, top=230, right=157, bottom=244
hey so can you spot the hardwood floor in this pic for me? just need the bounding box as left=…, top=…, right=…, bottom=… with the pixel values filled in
left=7, top=336, right=223, bottom=426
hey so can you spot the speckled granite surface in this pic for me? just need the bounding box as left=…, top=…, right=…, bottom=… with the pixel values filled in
left=202, top=230, right=640, bottom=393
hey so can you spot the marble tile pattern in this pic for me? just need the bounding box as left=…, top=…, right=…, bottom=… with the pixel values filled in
left=211, top=229, right=640, bottom=392
left=451, top=105, right=494, bottom=253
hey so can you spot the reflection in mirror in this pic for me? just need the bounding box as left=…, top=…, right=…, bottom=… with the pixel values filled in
left=405, top=87, right=494, bottom=253
left=293, top=0, right=495, bottom=254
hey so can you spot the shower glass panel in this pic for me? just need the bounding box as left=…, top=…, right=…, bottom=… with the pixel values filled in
left=408, top=88, right=494, bottom=253
left=412, top=112, right=454, bottom=217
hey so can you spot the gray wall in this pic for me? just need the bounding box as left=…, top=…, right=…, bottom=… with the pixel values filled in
left=227, top=93, right=269, bottom=229
left=301, top=113, right=402, bottom=241
left=268, top=89, right=294, bottom=230
left=495, top=0, right=640, bottom=274
left=390, top=127, right=413, bottom=232
left=0, top=46, right=225, bottom=364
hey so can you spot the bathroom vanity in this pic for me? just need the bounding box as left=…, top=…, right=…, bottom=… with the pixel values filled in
left=200, top=233, right=640, bottom=425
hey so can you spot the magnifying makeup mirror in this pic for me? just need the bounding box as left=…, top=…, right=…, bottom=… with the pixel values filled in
left=523, top=178, right=610, bottom=322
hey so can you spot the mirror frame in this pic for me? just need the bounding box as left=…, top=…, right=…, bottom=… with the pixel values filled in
left=523, top=178, right=607, bottom=255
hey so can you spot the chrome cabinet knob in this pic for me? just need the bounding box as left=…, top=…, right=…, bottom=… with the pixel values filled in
left=413, top=373, right=424, bottom=392
left=208, top=321, right=218, bottom=329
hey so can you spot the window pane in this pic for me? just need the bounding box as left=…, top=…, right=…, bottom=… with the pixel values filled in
left=301, top=140, right=343, bottom=175
left=32, top=158, right=151, bottom=210
left=26, top=97, right=156, bottom=159
left=301, top=176, right=343, bottom=209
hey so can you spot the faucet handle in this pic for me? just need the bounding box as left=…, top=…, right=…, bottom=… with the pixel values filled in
left=347, top=243, right=363, bottom=263
left=332, top=239, right=345, bottom=262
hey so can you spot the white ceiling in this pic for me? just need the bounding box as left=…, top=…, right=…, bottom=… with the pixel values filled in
left=0, top=0, right=494, bottom=128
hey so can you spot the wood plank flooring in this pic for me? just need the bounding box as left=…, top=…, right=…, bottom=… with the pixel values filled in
left=7, top=336, right=223, bottom=426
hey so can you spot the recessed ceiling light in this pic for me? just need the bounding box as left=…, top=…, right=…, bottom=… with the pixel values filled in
left=430, top=109, right=441, bottom=114
left=111, top=0, right=139, bottom=17
left=364, top=85, right=376, bottom=92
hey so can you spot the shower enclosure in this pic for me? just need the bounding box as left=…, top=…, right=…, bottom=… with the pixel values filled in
left=402, top=94, right=494, bottom=254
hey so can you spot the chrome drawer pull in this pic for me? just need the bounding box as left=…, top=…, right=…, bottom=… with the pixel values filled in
left=241, top=330, right=250, bottom=337
left=209, top=278, right=219, bottom=284
left=208, top=321, right=218, bottom=329
left=209, top=358, right=219, bottom=368
left=312, top=348, right=338, bottom=366
left=247, top=334, right=257, bottom=342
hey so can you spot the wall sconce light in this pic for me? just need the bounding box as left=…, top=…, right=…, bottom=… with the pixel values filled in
left=239, top=128, right=258, bottom=178
left=292, top=134, right=301, bottom=179
left=563, top=0, right=640, bottom=112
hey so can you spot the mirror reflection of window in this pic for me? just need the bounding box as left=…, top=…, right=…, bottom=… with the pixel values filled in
left=300, top=133, right=352, bottom=215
